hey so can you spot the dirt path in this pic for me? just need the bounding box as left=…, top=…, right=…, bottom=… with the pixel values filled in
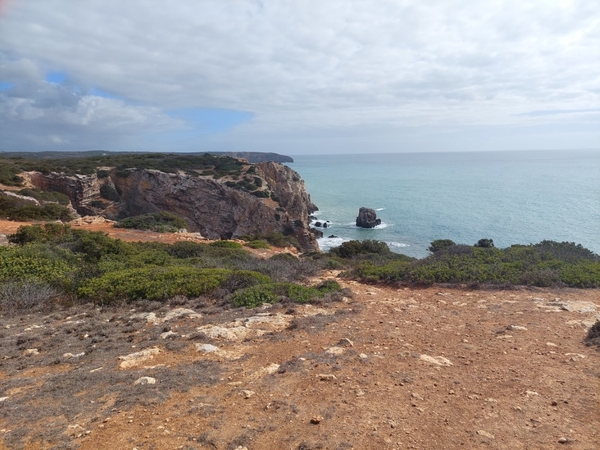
left=1, top=280, right=598, bottom=449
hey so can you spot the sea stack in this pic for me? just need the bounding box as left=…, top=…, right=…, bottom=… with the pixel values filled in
left=356, top=207, right=381, bottom=228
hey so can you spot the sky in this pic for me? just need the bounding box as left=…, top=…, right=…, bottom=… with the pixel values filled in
left=0, top=0, right=599, bottom=155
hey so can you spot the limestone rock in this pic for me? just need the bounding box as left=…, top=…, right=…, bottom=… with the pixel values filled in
left=356, top=207, right=381, bottom=228
left=196, top=343, right=219, bottom=353
left=119, top=347, right=160, bottom=369
left=162, top=308, right=202, bottom=322
left=419, top=354, right=453, bottom=366
left=134, top=376, right=156, bottom=385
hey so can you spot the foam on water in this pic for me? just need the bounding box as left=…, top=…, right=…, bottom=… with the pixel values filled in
left=387, top=241, right=409, bottom=248
left=317, top=236, right=347, bottom=252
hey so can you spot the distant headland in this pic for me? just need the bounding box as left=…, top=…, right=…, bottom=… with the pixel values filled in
left=0, top=150, right=293, bottom=164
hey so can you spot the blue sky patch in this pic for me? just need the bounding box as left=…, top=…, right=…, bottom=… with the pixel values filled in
left=90, top=87, right=120, bottom=99
left=0, top=82, right=14, bottom=91
left=45, top=71, right=67, bottom=84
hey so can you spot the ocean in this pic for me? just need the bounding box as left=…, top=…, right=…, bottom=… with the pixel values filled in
left=288, top=150, right=600, bottom=259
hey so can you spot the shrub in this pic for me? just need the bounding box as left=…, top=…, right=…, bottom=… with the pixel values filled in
left=247, top=240, right=271, bottom=249
left=18, top=188, right=71, bottom=205
left=584, top=320, right=600, bottom=349
left=0, top=195, right=73, bottom=221
left=8, top=223, right=74, bottom=245
left=77, top=267, right=232, bottom=303
left=347, top=240, right=600, bottom=288
left=428, top=239, right=456, bottom=253
left=0, top=244, right=77, bottom=288
left=252, top=190, right=270, bottom=198
left=330, top=240, right=392, bottom=258
left=99, top=184, right=120, bottom=201
left=96, top=169, right=110, bottom=178
left=0, top=280, right=59, bottom=313
left=116, top=212, right=187, bottom=232
left=231, top=279, right=342, bottom=308
left=209, top=240, right=244, bottom=249
left=231, top=284, right=278, bottom=308
left=316, top=279, right=341, bottom=293
left=475, top=238, right=495, bottom=248
left=222, top=270, right=271, bottom=291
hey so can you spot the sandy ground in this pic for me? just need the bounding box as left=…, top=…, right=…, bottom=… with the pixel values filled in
left=0, top=220, right=599, bottom=449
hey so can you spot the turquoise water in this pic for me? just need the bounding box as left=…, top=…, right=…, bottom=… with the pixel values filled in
left=288, top=150, right=600, bottom=258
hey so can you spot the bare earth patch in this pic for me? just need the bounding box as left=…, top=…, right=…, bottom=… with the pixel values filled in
left=1, top=280, right=599, bottom=449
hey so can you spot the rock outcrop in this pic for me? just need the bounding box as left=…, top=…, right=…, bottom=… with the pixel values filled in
left=356, top=207, right=381, bottom=228
left=23, top=161, right=320, bottom=252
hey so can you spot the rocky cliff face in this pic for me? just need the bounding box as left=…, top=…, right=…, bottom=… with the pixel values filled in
left=24, top=162, right=320, bottom=252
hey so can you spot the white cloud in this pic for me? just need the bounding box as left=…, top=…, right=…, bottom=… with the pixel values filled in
left=0, top=0, right=598, bottom=152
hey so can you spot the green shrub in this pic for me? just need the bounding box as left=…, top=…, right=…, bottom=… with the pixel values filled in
left=0, top=195, right=73, bottom=221
left=247, top=240, right=271, bottom=249
left=348, top=240, right=600, bottom=288
left=99, top=184, right=120, bottom=201
left=209, top=240, right=244, bottom=249
left=316, top=279, right=341, bottom=293
left=8, top=223, right=74, bottom=245
left=231, top=284, right=278, bottom=308
left=0, top=244, right=77, bottom=288
left=96, top=169, right=110, bottom=178
left=116, top=212, right=187, bottom=232
left=475, top=238, right=495, bottom=248
left=231, top=279, right=342, bottom=308
left=428, top=239, right=456, bottom=253
left=269, top=253, right=298, bottom=262
left=77, top=267, right=232, bottom=303
left=0, top=163, right=23, bottom=186
left=18, top=188, right=71, bottom=205
left=252, top=190, right=270, bottom=198
left=330, top=240, right=392, bottom=258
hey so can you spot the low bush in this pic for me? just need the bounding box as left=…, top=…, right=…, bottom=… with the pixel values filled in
left=347, top=240, right=600, bottom=288
left=330, top=240, right=393, bottom=259
left=0, top=194, right=72, bottom=221
left=99, top=184, right=120, bottom=201
left=18, top=188, right=71, bottom=205
left=77, top=267, right=233, bottom=303
left=209, top=240, right=244, bottom=249
left=247, top=240, right=271, bottom=249
left=231, top=279, right=342, bottom=308
left=428, top=239, right=456, bottom=253
left=0, top=244, right=78, bottom=288
left=231, top=284, right=279, bottom=308
left=116, top=212, right=187, bottom=232
left=0, top=280, right=59, bottom=313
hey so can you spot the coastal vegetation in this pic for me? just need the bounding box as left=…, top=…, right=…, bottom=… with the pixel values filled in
left=0, top=192, right=73, bottom=222
left=0, top=224, right=339, bottom=312
left=115, top=212, right=188, bottom=233
left=0, top=152, right=247, bottom=183
left=338, top=239, right=600, bottom=288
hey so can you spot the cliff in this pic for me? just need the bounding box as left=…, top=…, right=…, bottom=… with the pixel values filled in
left=22, top=161, right=320, bottom=252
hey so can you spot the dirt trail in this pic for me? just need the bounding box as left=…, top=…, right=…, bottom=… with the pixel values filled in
left=1, top=278, right=598, bottom=449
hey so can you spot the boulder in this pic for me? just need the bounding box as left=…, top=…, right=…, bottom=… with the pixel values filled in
left=356, top=207, right=381, bottom=228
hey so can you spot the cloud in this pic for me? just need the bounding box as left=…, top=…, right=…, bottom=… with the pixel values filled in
left=0, top=0, right=599, bottom=153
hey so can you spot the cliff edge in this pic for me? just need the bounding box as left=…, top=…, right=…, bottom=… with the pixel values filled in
left=22, top=158, right=319, bottom=252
